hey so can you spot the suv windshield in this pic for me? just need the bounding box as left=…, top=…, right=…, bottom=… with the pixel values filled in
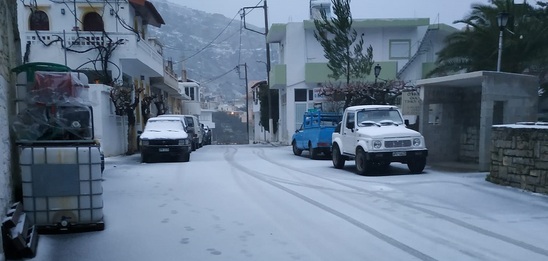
left=356, top=109, right=403, bottom=126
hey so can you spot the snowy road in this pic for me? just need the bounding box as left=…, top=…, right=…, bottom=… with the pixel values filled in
left=30, top=144, right=548, bottom=261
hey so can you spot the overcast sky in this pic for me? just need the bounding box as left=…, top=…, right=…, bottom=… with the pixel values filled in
left=164, top=0, right=496, bottom=29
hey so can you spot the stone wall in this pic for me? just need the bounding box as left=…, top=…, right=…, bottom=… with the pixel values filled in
left=487, top=124, right=548, bottom=195
left=459, top=126, right=479, bottom=162
left=0, top=1, right=20, bottom=260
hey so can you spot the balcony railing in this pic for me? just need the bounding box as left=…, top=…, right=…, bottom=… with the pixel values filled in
left=24, top=31, right=163, bottom=74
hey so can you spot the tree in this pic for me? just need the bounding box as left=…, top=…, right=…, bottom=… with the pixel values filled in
left=110, top=83, right=143, bottom=155
left=313, top=0, right=374, bottom=85
left=319, top=80, right=416, bottom=110
left=257, top=82, right=279, bottom=134
left=428, top=0, right=548, bottom=77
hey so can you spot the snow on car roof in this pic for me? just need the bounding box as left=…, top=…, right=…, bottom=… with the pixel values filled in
left=149, top=116, right=182, bottom=121
left=141, top=118, right=188, bottom=139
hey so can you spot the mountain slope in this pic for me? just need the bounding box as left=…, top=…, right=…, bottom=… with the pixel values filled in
left=149, top=0, right=269, bottom=100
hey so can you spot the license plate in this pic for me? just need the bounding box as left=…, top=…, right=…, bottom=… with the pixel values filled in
left=393, top=151, right=406, bottom=157
left=159, top=148, right=169, bottom=152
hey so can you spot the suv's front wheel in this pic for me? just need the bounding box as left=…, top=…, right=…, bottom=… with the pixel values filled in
left=332, top=144, right=345, bottom=169
left=355, top=148, right=369, bottom=175
left=408, top=157, right=426, bottom=174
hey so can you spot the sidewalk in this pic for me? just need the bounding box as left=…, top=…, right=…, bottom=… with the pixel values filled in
left=428, top=161, right=482, bottom=173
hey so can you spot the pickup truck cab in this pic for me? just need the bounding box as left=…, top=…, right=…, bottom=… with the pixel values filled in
left=292, top=111, right=342, bottom=159
left=331, top=105, right=428, bottom=174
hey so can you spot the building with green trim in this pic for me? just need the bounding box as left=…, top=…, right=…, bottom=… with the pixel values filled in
left=265, top=16, right=457, bottom=144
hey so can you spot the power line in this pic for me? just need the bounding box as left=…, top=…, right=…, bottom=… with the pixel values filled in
left=244, top=0, right=264, bottom=16
left=175, top=10, right=242, bottom=64
left=202, top=66, right=238, bottom=84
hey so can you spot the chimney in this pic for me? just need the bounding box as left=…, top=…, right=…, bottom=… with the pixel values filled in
left=181, top=69, right=187, bottom=81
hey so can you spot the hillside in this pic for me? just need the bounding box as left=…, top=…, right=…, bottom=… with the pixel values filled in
left=149, top=0, right=270, bottom=100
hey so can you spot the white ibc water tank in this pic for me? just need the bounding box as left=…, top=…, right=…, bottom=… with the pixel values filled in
left=20, top=144, right=104, bottom=229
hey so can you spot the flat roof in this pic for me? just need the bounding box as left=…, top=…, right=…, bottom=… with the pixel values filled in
left=416, top=71, right=538, bottom=88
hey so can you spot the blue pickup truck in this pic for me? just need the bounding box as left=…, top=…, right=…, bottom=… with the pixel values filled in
left=291, top=111, right=342, bottom=159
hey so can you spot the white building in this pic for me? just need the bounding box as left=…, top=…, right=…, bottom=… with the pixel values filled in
left=17, top=0, right=184, bottom=156
left=266, top=16, right=457, bottom=144
left=179, top=76, right=217, bottom=137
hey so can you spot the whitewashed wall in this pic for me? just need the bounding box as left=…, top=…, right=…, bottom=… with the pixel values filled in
left=89, top=84, right=127, bottom=156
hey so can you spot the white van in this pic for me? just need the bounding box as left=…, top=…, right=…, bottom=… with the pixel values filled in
left=185, top=115, right=203, bottom=148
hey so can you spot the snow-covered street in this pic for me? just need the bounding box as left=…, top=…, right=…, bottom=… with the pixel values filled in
left=29, top=144, right=548, bottom=261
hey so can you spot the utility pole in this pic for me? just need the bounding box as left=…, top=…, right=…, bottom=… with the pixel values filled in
left=264, top=0, right=273, bottom=142
left=242, top=0, right=273, bottom=142
left=239, top=63, right=250, bottom=143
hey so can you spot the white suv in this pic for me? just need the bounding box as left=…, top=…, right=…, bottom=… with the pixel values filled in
left=331, top=105, right=428, bottom=175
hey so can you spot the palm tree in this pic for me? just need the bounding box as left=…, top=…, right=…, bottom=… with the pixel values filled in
left=427, top=0, right=548, bottom=77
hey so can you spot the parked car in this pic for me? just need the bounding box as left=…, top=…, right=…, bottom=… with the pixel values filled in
left=331, top=105, right=428, bottom=175
left=183, top=115, right=203, bottom=148
left=159, top=114, right=202, bottom=151
left=292, top=111, right=342, bottom=159
left=139, top=117, right=192, bottom=163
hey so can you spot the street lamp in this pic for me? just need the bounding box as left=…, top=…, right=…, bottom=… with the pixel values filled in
left=374, top=64, right=381, bottom=84
left=496, top=12, right=509, bottom=72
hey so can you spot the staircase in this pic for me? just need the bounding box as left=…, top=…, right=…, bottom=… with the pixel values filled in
left=396, top=26, right=438, bottom=79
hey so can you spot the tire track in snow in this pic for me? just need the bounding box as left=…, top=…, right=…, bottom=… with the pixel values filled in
left=224, top=147, right=438, bottom=261
left=251, top=149, right=504, bottom=261
left=255, top=149, right=548, bottom=258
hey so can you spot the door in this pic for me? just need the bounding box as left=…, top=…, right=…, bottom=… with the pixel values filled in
left=341, top=112, right=355, bottom=154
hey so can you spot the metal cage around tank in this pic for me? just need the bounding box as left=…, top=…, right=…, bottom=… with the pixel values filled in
left=18, top=141, right=104, bottom=231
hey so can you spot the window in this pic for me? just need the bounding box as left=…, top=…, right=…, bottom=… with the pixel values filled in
left=29, top=10, right=49, bottom=31
left=295, top=89, right=307, bottom=102
left=345, top=112, right=355, bottom=129
left=83, top=12, right=104, bottom=31
left=389, top=40, right=411, bottom=59
left=428, top=104, right=443, bottom=125
left=185, top=87, right=195, bottom=101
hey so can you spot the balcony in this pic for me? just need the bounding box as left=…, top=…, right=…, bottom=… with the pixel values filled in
left=269, top=64, right=287, bottom=89
left=23, top=30, right=164, bottom=78
left=151, top=65, right=181, bottom=98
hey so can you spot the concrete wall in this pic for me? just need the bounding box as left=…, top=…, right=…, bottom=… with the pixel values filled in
left=488, top=125, right=548, bottom=195
left=478, top=73, right=539, bottom=171
left=420, top=87, right=463, bottom=163
left=1, top=0, right=21, bottom=259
